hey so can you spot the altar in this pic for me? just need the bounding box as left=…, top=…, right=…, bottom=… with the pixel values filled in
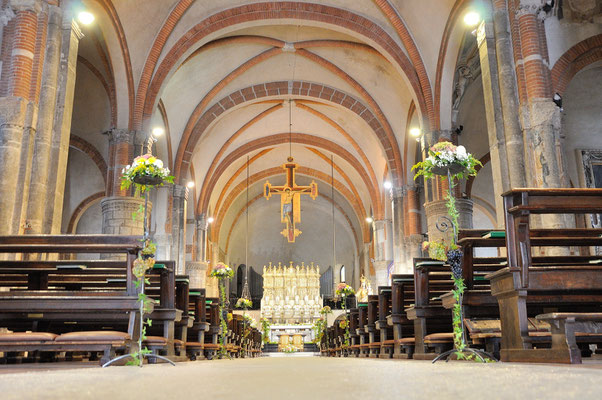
left=260, top=262, right=323, bottom=324
left=270, top=324, right=315, bottom=351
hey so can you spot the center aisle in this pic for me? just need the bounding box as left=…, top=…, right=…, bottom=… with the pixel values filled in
left=1, top=357, right=600, bottom=399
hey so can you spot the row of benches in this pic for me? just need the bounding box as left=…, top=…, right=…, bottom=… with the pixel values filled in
left=321, top=188, right=602, bottom=364
left=0, top=235, right=262, bottom=364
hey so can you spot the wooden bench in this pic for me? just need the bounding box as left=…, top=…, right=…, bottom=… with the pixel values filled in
left=0, top=235, right=142, bottom=343
left=487, top=188, right=602, bottom=363
left=386, top=274, right=415, bottom=359
left=405, top=259, right=454, bottom=360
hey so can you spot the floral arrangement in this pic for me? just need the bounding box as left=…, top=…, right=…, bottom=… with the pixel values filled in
left=235, top=297, right=253, bottom=309
left=335, top=283, right=355, bottom=297
left=411, top=142, right=481, bottom=181
left=120, top=153, right=174, bottom=192
left=260, top=318, right=271, bottom=344
left=210, top=262, right=234, bottom=279
left=320, top=306, right=332, bottom=315
left=412, top=141, right=487, bottom=362
left=211, top=262, right=234, bottom=359
left=339, top=319, right=348, bottom=330
left=312, top=317, right=327, bottom=344
left=282, top=344, right=297, bottom=353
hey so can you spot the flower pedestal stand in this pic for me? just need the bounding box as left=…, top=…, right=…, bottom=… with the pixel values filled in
left=103, top=175, right=175, bottom=367
left=429, top=166, right=495, bottom=364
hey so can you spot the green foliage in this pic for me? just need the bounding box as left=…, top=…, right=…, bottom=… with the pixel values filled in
left=260, top=318, right=271, bottom=344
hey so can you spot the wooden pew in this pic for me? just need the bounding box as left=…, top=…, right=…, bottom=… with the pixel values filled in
left=356, top=302, right=369, bottom=357
left=405, top=258, right=454, bottom=359
left=487, top=188, right=602, bottom=363
left=376, top=286, right=394, bottom=358
left=366, top=295, right=381, bottom=358
left=348, top=308, right=360, bottom=357
left=0, top=235, right=141, bottom=338
left=385, top=274, right=415, bottom=359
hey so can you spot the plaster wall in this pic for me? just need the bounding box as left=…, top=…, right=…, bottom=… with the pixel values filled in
left=227, top=193, right=356, bottom=276
left=561, top=66, right=602, bottom=188
left=456, top=78, right=497, bottom=227
left=61, top=148, right=105, bottom=233
left=545, top=19, right=602, bottom=69
left=71, top=62, right=112, bottom=160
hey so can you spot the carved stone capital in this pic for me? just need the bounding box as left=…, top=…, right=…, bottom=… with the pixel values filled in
left=107, top=129, right=136, bottom=145
left=9, top=0, right=43, bottom=14
left=516, top=1, right=544, bottom=19
left=0, top=6, right=15, bottom=26
left=196, top=213, right=208, bottom=230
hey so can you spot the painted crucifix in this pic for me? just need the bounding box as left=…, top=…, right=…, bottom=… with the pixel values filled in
left=264, top=157, right=318, bottom=243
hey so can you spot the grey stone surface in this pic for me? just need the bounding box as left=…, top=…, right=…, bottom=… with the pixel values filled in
left=0, top=357, right=601, bottom=400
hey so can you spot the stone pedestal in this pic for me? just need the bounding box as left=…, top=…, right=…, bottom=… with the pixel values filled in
left=373, top=260, right=392, bottom=287
left=101, top=196, right=148, bottom=235
left=425, top=198, right=473, bottom=244
left=404, top=234, right=424, bottom=273
left=186, top=261, right=208, bottom=289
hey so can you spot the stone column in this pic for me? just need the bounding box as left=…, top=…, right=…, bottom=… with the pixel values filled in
left=390, top=186, right=405, bottom=274
left=476, top=17, right=512, bottom=226
left=372, top=219, right=391, bottom=287
left=171, top=184, right=188, bottom=275
left=26, top=4, right=82, bottom=234
left=492, top=0, right=526, bottom=189
left=44, top=9, right=82, bottom=233
left=195, top=213, right=208, bottom=262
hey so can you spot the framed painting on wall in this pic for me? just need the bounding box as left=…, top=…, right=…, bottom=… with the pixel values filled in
left=581, top=149, right=602, bottom=255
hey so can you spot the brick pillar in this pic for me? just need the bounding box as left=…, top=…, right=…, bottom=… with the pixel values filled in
left=0, top=0, right=43, bottom=235
left=106, top=128, right=137, bottom=197
left=171, top=184, right=188, bottom=275
left=508, top=0, right=568, bottom=230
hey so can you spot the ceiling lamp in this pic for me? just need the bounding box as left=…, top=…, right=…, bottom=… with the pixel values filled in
left=77, top=11, right=95, bottom=26
left=463, top=11, right=480, bottom=27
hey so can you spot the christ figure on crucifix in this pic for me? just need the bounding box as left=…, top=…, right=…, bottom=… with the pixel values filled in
left=264, top=157, right=318, bottom=242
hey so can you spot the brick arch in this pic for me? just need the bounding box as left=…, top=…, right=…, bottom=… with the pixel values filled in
left=92, top=0, right=134, bottom=129
left=139, top=2, right=428, bottom=139
left=551, top=34, right=602, bottom=95
left=224, top=191, right=360, bottom=256
left=373, top=0, right=434, bottom=125
left=183, top=81, right=393, bottom=200
left=69, top=135, right=107, bottom=185
left=433, top=0, right=470, bottom=130
left=66, top=191, right=105, bottom=234
left=202, top=133, right=374, bottom=220
left=213, top=166, right=369, bottom=243
left=196, top=100, right=382, bottom=218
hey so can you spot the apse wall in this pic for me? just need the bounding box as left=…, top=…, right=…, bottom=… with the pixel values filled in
left=227, top=194, right=356, bottom=278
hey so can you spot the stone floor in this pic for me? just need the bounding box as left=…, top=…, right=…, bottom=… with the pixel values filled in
left=1, top=357, right=601, bottom=400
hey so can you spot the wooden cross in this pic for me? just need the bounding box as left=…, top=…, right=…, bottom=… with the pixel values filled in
left=264, top=157, right=318, bottom=242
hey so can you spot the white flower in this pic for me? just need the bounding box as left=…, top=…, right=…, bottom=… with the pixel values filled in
left=456, top=146, right=467, bottom=160
left=153, top=159, right=163, bottom=168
